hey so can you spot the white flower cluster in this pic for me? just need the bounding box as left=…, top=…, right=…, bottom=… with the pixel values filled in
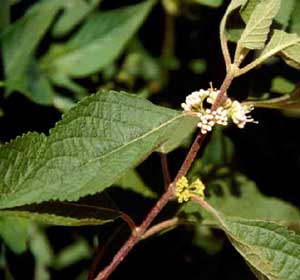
left=181, top=88, right=256, bottom=134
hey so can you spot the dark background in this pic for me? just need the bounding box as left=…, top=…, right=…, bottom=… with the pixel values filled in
left=0, top=0, right=299, bottom=279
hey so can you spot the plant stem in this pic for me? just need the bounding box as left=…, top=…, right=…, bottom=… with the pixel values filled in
left=88, top=225, right=125, bottom=280
left=161, top=7, right=175, bottom=59
left=94, top=71, right=235, bottom=280
left=160, top=153, right=171, bottom=191
left=142, top=217, right=180, bottom=240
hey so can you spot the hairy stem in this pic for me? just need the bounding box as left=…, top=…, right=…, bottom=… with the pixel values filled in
left=94, top=71, right=235, bottom=280
left=142, top=217, right=181, bottom=240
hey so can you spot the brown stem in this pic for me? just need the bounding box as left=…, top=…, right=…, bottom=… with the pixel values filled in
left=94, top=71, right=235, bottom=280
left=88, top=225, right=125, bottom=280
left=142, top=217, right=180, bottom=240
left=95, top=187, right=174, bottom=280
left=220, top=33, right=232, bottom=72
left=160, top=153, right=171, bottom=191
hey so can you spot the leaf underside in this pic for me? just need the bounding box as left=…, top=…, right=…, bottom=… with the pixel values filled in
left=222, top=216, right=300, bottom=280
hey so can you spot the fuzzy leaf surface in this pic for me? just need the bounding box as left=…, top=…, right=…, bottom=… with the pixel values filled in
left=0, top=90, right=197, bottom=209
left=238, top=0, right=280, bottom=50
left=220, top=216, right=300, bottom=280
left=241, top=0, right=295, bottom=28
left=260, top=30, right=300, bottom=66
left=280, top=43, right=300, bottom=69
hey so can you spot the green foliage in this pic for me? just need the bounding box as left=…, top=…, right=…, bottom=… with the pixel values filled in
left=0, top=216, right=29, bottom=253
left=1, top=0, right=62, bottom=99
left=0, top=90, right=196, bottom=209
left=260, top=30, right=300, bottom=69
left=249, top=86, right=300, bottom=110
left=237, top=0, right=280, bottom=50
left=193, top=0, right=223, bottom=8
left=219, top=216, right=300, bottom=280
left=1, top=0, right=300, bottom=278
left=42, top=1, right=154, bottom=77
left=271, top=76, right=295, bottom=94
left=116, top=170, right=157, bottom=198
left=52, top=0, right=102, bottom=37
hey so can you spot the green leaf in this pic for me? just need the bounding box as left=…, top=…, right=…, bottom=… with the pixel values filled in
left=5, top=59, right=56, bottom=105
left=280, top=43, right=300, bottom=69
left=201, top=127, right=234, bottom=168
left=51, top=239, right=91, bottom=269
left=290, top=1, right=300, bottom=34
left=42, top=0, right=155, bottom=78
left=237, top=0, right=280, bottom=50
left=207, top=175, right=300, bottom=227
left=249, top=86, right=300, bottom=110
left=220, top=0, right=248, bottom=41
left=181, top=175, right=300, bottom=229
left=274, top=0, right=295, bottom=28
left=219, top=216, right=300, bottom=280
left=1, top=0, right=62, bottom=87
left=0, top=197, right=120, bottom=226
left=193, top=0, right=223, bottom=8
left=29, top=226, right=52, bottom=280
left=241, top=0, right=295, bottom=28
left=271, top=76, right=295, bottom=94
left=52, top=0, right=101, bottom=37
left=116, top=169, right=156, bottom=198
left=240, top=0, right=260, bottom=23
left=0, top=90, right=197, bottom=209
left=0, top=216, right=29, bottom=253
left=0, top=0, right=10, bottom=31
left=257, top=30, right=300, bottom=67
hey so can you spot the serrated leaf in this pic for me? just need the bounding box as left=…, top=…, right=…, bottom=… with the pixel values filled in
left=52, top=0, right=101, bottom=37
left=257, top=30, right=300, bottom=66
left=0, top=195, right=120, bottom=226
left=241, top=0, right=295, bottom=28
left=42, top=0, right=154, bottom=78
left=181, top=175, right=300, bottom=229
left=0, top=0, right=62, bottom=87
left=219, top=216, right=300, bottom=280
left=0, top=216, right=29, bottom=253
left=238, top=0, right=280, bottom=50
left=249, top=86, right=300, bottom=110
left=0, top=90, right=197, bottom=209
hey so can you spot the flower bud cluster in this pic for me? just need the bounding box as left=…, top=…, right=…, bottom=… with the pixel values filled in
left=181, top=88, right=255, bottom=133
left=175, top=176, right=205, bottom=203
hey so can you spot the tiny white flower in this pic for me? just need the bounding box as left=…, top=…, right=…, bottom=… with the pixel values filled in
left=182, top=86, right=256, bottom=133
